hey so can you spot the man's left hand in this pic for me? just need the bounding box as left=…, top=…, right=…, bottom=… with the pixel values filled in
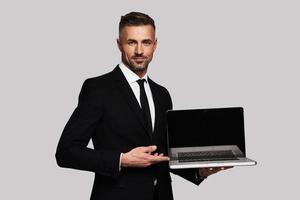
left=198, top=166, right=233, bottom=178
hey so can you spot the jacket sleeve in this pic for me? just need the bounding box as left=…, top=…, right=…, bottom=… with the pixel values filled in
left=55, top=79, right=121, bottom=179
left=164, top=88, right=204, bottom=185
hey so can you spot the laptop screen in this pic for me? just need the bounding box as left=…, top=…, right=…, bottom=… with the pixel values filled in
left=167, top=107, right=246, bottom=154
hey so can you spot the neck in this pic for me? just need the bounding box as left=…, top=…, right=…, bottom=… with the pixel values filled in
left=135, top=71, right=147, bottom=79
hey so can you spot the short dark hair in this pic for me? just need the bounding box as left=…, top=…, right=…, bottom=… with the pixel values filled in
left=119, top=12, right=155, bottom=33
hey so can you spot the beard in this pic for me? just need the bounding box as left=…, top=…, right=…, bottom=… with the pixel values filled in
left=125, top=56, right=151, bottom=73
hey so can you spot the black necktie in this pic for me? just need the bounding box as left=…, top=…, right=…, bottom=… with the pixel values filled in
left=137, top=79, right=153, bottom=136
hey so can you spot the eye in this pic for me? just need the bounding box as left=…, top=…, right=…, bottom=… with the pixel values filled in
left=127, top=41, right=136, bottom=46
left=143, top=40, right=152, bottom=46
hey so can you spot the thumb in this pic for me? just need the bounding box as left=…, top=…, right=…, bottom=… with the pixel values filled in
left=142, top=145, right=157, bottom=153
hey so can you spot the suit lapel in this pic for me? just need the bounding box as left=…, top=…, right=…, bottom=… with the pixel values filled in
left=112, top=66, right=150, bottom=139
left=148, top=78, right=162, bottom=136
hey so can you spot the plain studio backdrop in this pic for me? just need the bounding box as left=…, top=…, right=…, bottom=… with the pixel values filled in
left=0, top=0, right=299, bottom=199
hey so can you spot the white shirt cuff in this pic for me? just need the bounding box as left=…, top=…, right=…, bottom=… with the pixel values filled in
left=119, top=153, right=123, bottom=171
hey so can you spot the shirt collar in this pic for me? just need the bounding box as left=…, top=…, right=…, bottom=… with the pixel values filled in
left=119, top=62, right=149, bottom=84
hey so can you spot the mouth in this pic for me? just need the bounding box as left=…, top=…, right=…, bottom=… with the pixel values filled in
left=133, top=57, right=146, bottom=63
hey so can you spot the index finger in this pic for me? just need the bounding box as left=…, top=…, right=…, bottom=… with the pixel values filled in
left=145, top=154, right=170, bottom=163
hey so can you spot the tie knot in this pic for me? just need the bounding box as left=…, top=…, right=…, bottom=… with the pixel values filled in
left=137, top=79, right=146, bottom=87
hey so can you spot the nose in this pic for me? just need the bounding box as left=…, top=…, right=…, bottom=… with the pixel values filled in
left=135, top=43, right=144, bottom=55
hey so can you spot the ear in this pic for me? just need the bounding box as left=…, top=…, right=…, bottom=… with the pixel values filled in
left=153, top=38, right=158, bottom=51
left=117, top=38, right=122, bottom=51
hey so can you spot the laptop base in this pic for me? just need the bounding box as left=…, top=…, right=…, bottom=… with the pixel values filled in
left=169, top=157, right=257, bottom=169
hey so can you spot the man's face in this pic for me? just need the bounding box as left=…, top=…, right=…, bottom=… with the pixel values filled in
left=117, top=25, right=157, bottom=76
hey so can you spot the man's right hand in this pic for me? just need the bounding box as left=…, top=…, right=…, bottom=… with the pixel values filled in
left=121, top=145, right=170, bottom=168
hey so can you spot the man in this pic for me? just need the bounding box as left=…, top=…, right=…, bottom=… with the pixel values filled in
left=56, top=12, right=229, bottom=200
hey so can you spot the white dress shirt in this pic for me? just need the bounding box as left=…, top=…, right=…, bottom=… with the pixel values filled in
left=119, top=62, right=155, bottom=129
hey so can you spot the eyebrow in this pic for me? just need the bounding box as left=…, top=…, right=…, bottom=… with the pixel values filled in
left=142, top=39, right=153, bottom=43
left=126, top=38, right=154, bottom=42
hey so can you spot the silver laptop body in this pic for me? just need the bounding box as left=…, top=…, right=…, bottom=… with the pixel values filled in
left=167, top=107, right=257, bottom=169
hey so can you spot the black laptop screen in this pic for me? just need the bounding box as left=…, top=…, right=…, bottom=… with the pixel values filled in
left=167, top=107, right=246, bottom=154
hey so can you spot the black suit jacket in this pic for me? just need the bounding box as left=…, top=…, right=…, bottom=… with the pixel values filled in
left=56, top=66, right=202, bottom=200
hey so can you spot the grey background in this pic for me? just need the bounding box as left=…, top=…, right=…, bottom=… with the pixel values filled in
left=1, top=0, right=299, bottom=199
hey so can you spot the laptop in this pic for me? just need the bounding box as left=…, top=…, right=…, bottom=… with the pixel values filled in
left=167, top=107, right=257, bottom=169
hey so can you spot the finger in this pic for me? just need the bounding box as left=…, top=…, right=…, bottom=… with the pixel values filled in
left=199, top=168, right=212, bottom=177
left=147, top=155, right=170, bottom=163
left=154, top=153, right=158, bottom=156
left=217, top=166, right=232, bottom=171
left=210, top=167, right=225, bottom=171
left=209, top=168, right=218, bottom=174
left=214, top=166, right=233, bottom=173
left=153, top=155, right=169, bottom=161
left=213, top=167, right=231, bottom=174
left=158, top=153, right=164, bottom=157
left=206, top=167, right=221, bottom=175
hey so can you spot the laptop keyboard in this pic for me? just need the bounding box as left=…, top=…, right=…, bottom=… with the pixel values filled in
left=178, top=150, right=238, bottom=162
